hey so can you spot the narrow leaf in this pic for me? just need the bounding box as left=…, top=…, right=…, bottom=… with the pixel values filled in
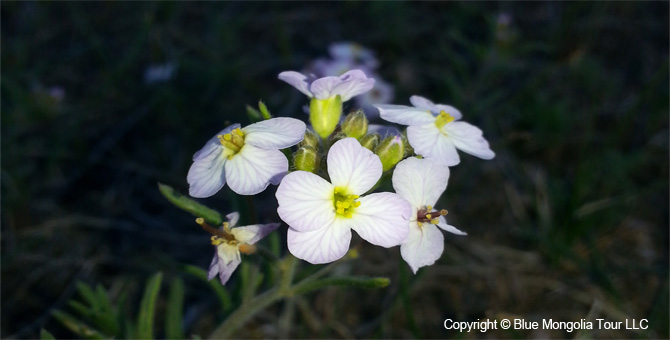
left=52, top=310, right=105, bottom=340
left=136, top=272, right=163, bottom=339
left=293, top=276, right=390, bottom=295
left=165, top=278, right=185, bottom=339
left=158, top=183, right=223, bottom=226
left=183, top=265, right=232, bottom=311
left=40, top=329, right=56, bottom=340
left=75, top=282, right=100, bottom=311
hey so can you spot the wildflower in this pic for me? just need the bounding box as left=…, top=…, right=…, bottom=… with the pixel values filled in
left=278, top=70, right=374, bottom=139
left=204, top=212, right=280, bottom=285
left=276, top=138, right=411, bottom=264
left=375, top=96, right=495, bottom=166
left=392, top=157, right=466, bottom=273
left=187, top=117, right=306, bottom=197
left=328, top=42, right=379, bottom=70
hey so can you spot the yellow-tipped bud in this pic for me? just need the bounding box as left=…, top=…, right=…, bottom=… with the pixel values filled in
left=341, top=110, right=368, bottom=139
left=299, top=129, right=320, bottom=149
left=309, top=95, right=342, bottom=139
left=359, top=133, right=380, bottom=151
left=293, top=146, right=320, bottom=173
left=375, top=135, right=405, bottom=172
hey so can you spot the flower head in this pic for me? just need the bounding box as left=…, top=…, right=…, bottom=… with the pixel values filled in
left=276, top=138, right=411, bottom=264
left=392, top=157, right=466, bottom=273
left=206, top=212, right=280, bottom=285
left=187, top=117, right=306, bottom=197
left=375, top=96, right=495, bottom=166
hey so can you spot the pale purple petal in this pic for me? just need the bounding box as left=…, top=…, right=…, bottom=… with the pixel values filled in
left=226, top=212, right=240, bottom=227
left=243, top=118, right=306, bottom=149
left=432, top=104, right=463, bottom=121
left=349, top=192, right=411, bottom=247
left=400, top=223, right=444, bottom=274
left=193, top=124, right=240, bottom=161
left=310, top=75, right=343, bottom=100
left=287, top=220, right=352, bottom=264
left=327, top=138, right=382, bottom=194
left=367, top=124, right=401, bottom=138
left=187, top=147, right=227, bottom=198
left=225, top=145, right=288, bottom=195
left=329, top=70, right=375, bottom=102
left=443, top=121, right=495, bottom=160
left=437, top=215, right=467, bottom=235
left=232, top=222, right=280, bottom=244
left=409, top=95, right=462, bottom=120
left=409, top=95, right=437, bottom=112
left=376, top=104, right=436, bottom=126
left=276, top=171, right=336, bottom=232
left=278, top=71, right=313, bottom=97
left=392, top=157, right=450, bottom=208
left=407, top=124, right=460, bottom=166
left=207, top=253, right=241, bottom=285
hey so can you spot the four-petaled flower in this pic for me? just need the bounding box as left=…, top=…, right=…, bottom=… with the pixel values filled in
left=392, top=157, right=467, bottom=273
left=187, top=118, right=306, bottom=197
left=375, top=95, right=495, bottom=166
left=278, top=69, right=375, bottom=102
left=276, top=138, right=412, bottom=264
left=207, top=212, right=280, bottom=285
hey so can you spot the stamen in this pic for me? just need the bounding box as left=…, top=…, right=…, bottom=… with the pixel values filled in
left=434, top=110, right=455, bottom=129
left=197, top=217, right=234, bottom=241
left=216, top=128, right=246, bottom=157
left=416, top=206, right=449, bottom=224
left=430, top=218, right=439, bottom=224
left=211, top=235, right=225, bottom=246
left=333, top=187, right=360, bottom=219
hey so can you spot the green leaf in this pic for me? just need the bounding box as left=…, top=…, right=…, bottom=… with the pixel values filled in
left=292, top=276, right=390, bottom=295
left=76, top=282, right=100, bottom=311
left=158, top=183, right=223, bottom=226
left=52, top=310, right=105, bottom=340
left=165, top=278, right=185, bottom=339
left=40, top=328, right=56, bottom=340
left=136, top=272, right=163, bottom=339
left=258, top=100, right=272, bottom=120
left=183, top=265, right=232, bottom=311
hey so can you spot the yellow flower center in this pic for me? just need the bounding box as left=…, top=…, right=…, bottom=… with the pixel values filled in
left=434, top=110, right=455, bottom=130
left=217, top=128, right=245, bottom=159
left=333, top=186, right=361, bottom=219
left=416, top=205, right=448, bottom=226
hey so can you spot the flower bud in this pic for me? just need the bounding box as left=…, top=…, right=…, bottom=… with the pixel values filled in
left=375, top=135, right=405, bottom=171
left=299, top=129, right=320, bottom=149
left=341, top=110, right=368, bottom=139
left=309, top=96, right=342, bottom=139
left=293, top=146, right=320, bottom=173
left=327, top=132, right=348, bottom=145
left=358, top=133, right=380, bottom=151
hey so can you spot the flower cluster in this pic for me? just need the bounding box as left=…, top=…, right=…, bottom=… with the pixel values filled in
left=183, top=47, right=495, bottom=284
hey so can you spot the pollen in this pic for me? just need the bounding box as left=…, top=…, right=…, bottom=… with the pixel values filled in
left=417, top=206, right=449, bottom=225
left=434, top=110, right=455, bottom=130
left=211, top=235, right=225, bottom=246
left=217, top=128, right=246, bottom=159
left=333, top=187, right=360, bottom=219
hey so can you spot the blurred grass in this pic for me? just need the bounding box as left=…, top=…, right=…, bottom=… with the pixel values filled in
left=2, top=2, right=668, bottom=339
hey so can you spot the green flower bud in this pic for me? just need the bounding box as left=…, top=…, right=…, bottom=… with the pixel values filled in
left=293, top=146, right=320, bottom=173
left=309, top=96, right=342, bottom=139
left=376, top=135, right=405, bottom=172
left=341, top=110, right=368, bottom=139
left=299, top=129, right=320, bottom=149
left=328, top=132, right=348, bottom=145
left=359, top=133, right=380, bottom=151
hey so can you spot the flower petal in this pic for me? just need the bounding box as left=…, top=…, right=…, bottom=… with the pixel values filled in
left=193, top=124, right=240, bottom=161
left=409, top=95, right=436, bottom=112
left=407, top=124, right=460, bottom=166
left=226, top=212, right=240, bottom=227
left=392, top=157, right=450, bottom=208
left=207, top=251, right=241, bottom=285
left=329, top=70, right=375, bottom=102
left=309, top=75, right=342, bottom=100
left=225, top=145, right=288, bottom=195
left=276, top=171, right=336, bottom=232
left=187, top=147, right=227, bottom=198
left=287, top=220, right=352, bottom=264
left=437, top=215, right=467, bottom=235
left=278, top=71, right=313, bottom=97
left=243, top=118, right=306, bottom=149
left=400, top=223, right=444, bottom=274
left=443, top=121, right=495, bottom=160
left=375, top=104, right=436, bottom=126
left=349, top=192, right=411, bottom=247
left=327, top=138, right=382, bottom=194
left=409, top=95, right=462, bottom=120
left=367, top=124, right=401, bottom=138
left=232, top=222, right=281, bottom=244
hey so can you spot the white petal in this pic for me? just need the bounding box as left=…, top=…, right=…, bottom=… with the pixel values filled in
left=437, top=215, right=467, bottom=235
left=349, top=192, right=411, bottom=247
left=327, top=138, right=382, bottom=194
left=330, top=70, right=375, bottom=102
left=400, top=223, right=444, bottom=274
left=278, top=71, right=313, bottom=97
left=287, top=221, right=352, bottom=264
left=392, top=157, right=450, bottom=208
left=226, top=212, right=240, bottom=227
left=432, top=104, right=463, bottom=121
left=187, top=147, right=227, bottom=198
left=409, top=96, right=462, bottom=120
left=443, top=121, right=495, bottom=160
left=409, top=95, right=436, bottom=112
left=243, top=118, right=306, bottom=149
left=193, top=124, right=241, bottom=161
left=407, top=124, right=460, bottom=166
left=276, top=171, right=336, bottom=232
left=309, top=75, right=342, bottom=100
left=232, top=222, right=280, bottom=244
left=207, top=246, right=241, bottom=285
left=225, top=145, right=288, bottom=195
left=375, top=104, right=436, bottom=126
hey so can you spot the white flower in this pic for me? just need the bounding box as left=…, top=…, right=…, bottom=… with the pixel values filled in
left=275, top=138, right=412, bottom=264
left=328, top=42, right=379, bottom=70
left=278, top=69, right=375, bottom=102
left=392, top=157, right=466, bottom=273
left=375, top=96, right=495, bottom=166
left=207, top=212, right=280, bottom=285
left=187, top=118, right=306, bottom=197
